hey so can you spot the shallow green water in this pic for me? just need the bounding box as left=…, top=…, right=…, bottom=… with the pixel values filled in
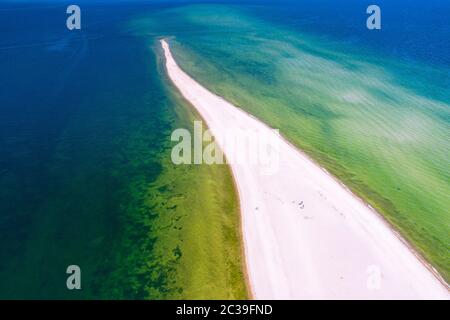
left=130, top=4, right=450, bottom=281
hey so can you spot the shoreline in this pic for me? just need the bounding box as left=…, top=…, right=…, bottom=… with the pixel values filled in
left=278, top=123, right=450, bottom=292
left=160, top=39, right=449, bottom=299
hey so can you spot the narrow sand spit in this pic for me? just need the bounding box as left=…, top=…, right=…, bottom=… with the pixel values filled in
left=160, top=39, right=449, bottom=299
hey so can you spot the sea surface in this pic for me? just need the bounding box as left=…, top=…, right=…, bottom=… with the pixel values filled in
left=0, top=0, right=449, bottom=298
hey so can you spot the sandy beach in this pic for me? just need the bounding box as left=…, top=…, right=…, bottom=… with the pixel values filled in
left=161, top=39, right=449, bottom=299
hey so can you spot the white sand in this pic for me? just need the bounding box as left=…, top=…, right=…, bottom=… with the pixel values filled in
left=160, top=39, right=449, bottom=299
